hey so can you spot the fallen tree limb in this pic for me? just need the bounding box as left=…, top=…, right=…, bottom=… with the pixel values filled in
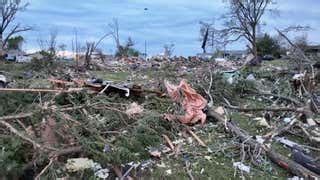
left=49, top=146, right=82, bottom=158
left=254, top=92, right=303, bottom=106
left=35, top=158, right=54, bottom=180
left=207, top=109, right=320, bottom=179
left=0, top=113, right=34, bottom=121
left=186, top=128, right=207, bottom=147
left=0, top=120, right=48, bottom=150
left=225, top=105, right=309, bottom=114
left=0, top=88, right=83, bottom=93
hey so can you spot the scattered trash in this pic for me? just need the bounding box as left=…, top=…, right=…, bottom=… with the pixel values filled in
left=292, top=73, right=305, bottom=80
left=306, top=118, right=317, bottom=126
left=288, top=176, right=304, bottom=180
left=233, top=162, right=251, bottom=173
left=246, top=74, right=256, bottom=81
left=255, top=136, right=265, bottom=144
left=283, top=117, right=292, bottom=124
left=0, top=74, right=8, bottom=88
left=95, top=168, right=110, bottom=179
left=165, top=169, right=172, bottom=175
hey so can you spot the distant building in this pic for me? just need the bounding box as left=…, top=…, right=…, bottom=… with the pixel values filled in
left=223, top=50, right=248, bottom=60
left=27, top=52, right=44, bottom=60
left=4, top=49, right=29, bottom=62
left=305, top=45, right=320, bottom=57
left=196, top=53, right=214, bottom=60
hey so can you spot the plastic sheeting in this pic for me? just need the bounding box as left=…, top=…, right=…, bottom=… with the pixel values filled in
left=164, top=80, right=207, bottom=124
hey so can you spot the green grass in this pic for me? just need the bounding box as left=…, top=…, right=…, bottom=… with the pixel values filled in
left=90, top=70, right=130, bottom=82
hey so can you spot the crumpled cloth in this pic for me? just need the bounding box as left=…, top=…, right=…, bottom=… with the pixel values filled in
left=164, top=80, right=207, bottom=124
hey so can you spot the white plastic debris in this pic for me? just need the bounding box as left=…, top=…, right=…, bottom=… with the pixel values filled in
left=95, top=168, right=110, bottom=179
left=288, top=176, right=304, bottom=180
left=307, top=118, right=317, bottom=126
left=275, top=137, right=298, bottom=148
left=246, top=74, right=256, bottom=81
left=255, top=136, right=265, bottom=144
left=253, top=117, right=271, bottom=128
left=126, top=102, right=144, bottom=116
left=227, top=77, right=234, bottom=84
left=165, top=169, right=172, bottom=175
left=66, top=158, right=95, bottom=172
left=200, top=168, right=205, bottom=174
left=292, top=73, right=304, bottom=80
left=233, top=162, right=251, bottom=173
left=0, top=75, right=7, bottom=83
left=283, top=117, right=292, bottom=124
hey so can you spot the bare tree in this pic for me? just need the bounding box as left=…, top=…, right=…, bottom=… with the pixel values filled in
left=220, top=0, right=274, bottom=57
left=72, top=28, right=81, bottom=70
left=0, top=0, right=32, bottom=55
left=47, top=28, right=58, bottom=56
left=164, top=43, right=175, bottom=58
left=37, top=28, right=58, bottom=58
left=276, top=26, right=312, bottom=72
left=108, top=18, right=120, bottom=52
left=83, top=32, right=111, bottom=69
left=58, top=43, right=67, bottom=58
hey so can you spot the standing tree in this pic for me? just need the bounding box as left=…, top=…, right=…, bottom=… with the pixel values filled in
left=83, top=32, right=111, bottom=68
left=7, top=35, right=23, bottom=50
left=220, top=0, right=274, bottom=57
left=163, top=43, right=175, bottom=58
left=109, top=18, right=121, bottom=53
left=37, top=28, right=58, bottom=59
left=256, top=33, right=281, bottom=57
left=0, top=0, right=31, bottom=55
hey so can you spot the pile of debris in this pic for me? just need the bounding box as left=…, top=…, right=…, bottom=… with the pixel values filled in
left=0, top=50, right=319, bottom=179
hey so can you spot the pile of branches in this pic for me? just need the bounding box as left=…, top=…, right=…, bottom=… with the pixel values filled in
left=0, top=90, right=176, bottom=179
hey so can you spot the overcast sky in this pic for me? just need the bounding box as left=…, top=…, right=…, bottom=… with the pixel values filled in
left=16, top=0, right=320, bottom=56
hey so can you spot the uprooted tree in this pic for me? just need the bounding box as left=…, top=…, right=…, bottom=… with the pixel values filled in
left=0, top=0, right=32, bottom=56
left=220, top=0, right=274, bottom=57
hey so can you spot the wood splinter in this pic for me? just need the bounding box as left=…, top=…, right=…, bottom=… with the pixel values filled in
left=163, top=134, right=175, bottom=150
left=187, top=128, right=207, bottom=147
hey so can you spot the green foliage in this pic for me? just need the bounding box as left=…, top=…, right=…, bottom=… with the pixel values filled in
left=233, top=79, right=257, bottom=95
left=7, top=36, right=24, bottom=50
left=256, top=33, right=282, bottom=58
left=0, top=92, right=37, bottom=116
left=0, top=137, right=25, bottom=179
left=26, top=53, right=59, bottom=74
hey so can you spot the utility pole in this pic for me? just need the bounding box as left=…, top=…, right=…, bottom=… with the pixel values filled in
left=144, top=8, right=148, bottom=61
left=144, top=40, right=147, bottom=60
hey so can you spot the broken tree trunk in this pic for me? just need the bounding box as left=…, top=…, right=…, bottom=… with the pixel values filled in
left=207, top=109, right=320, bottom=179
left=0, top=88, right=83, bottom=93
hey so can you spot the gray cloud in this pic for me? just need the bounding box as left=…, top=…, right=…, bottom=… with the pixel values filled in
left=15, top=0, right=320, bottom=55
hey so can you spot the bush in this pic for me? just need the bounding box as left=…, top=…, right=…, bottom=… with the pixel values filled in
left=256, top=33, right=282, bottom=58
